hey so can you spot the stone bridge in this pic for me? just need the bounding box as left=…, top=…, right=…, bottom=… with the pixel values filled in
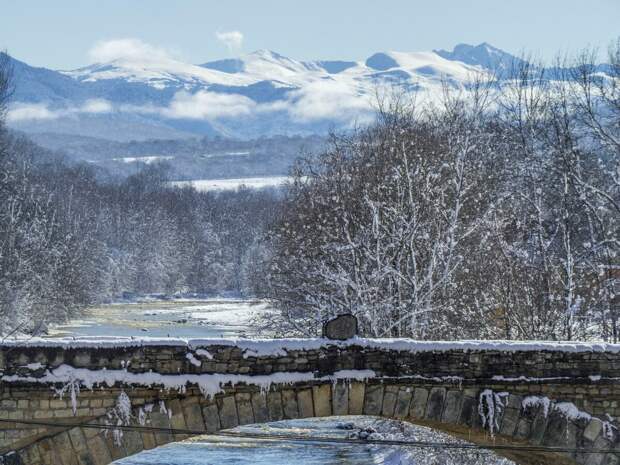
left=0, top=337, right=619, bottom=465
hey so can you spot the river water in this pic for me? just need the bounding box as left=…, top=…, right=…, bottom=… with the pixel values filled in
left=48, top=299, right=515, bottom=465
left=47, top=298, right=269, bottom=338
left=113, top=416, right=514, bottom=465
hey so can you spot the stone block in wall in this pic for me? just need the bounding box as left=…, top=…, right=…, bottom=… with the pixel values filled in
left=201, top=402, right=220, bottom=433
left=425, top=387, right=446, bottom=421
left=363, top=385, right=384, bottom=416
left=266, top=391, right=284, bottom=422
left=441, top=390, right=463, bottom=424
left=312, top=385, right=331, bottom=417
left=332, top=383, right=349, bottom=416
left=394, top=387, right=413, bottom=419
left=235, top=393, right=254, bottom=425
left=149, top=412, right=173, bottom=446
left=52, top=432, right=79, bottom=465
left=348, top=382, right=365, bottom=415
left=297, top=389, right=314, bottom=418
left=181, top=398, right=206, bottom=433
left=122, top=429, right=144, bottom=457
left=167, top=399, right=189, bottom=440
left=381, top=386, right=399, bottom=418
left=86, top=434, right=112, bottom=465
left=251, top=392, right=269, bottom=423
left=281, top=390, right=299, bottom=420
left=217, top=396, right=239, bottom=430
left=409, top=388, right=429, bottom=419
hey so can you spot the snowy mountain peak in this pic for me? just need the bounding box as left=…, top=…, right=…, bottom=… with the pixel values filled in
left=434, top=42, right=522, bottom=70
left=4, top=42, right=559, bottom=141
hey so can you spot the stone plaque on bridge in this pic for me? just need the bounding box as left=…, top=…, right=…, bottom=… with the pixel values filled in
left=322, top=314, right=358, bottom=340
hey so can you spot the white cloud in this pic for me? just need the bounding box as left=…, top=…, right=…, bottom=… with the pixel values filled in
left=163, top=90, right=255, bottom=120
left=6, top=103, right=56, bottom=122
left=80, top=98, right=113, bottom=114
left=215, top=31, right=244, bottom=53
left=7, top=84, right=373, bottom=127
left=7, top=99, right=113, bottom=122
left=287, top=80, right=373, bottom=122
left=88, top=38, right=174, bottom=63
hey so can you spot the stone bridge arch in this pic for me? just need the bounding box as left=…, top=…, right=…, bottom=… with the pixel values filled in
left=1, top=338, right=619, bottom=465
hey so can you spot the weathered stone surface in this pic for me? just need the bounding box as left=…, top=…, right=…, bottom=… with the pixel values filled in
left=102, top=432, right=125, bottom=462
left=348, top=382, right=365, bottom=415
left=426, top=388, right=446, bottom=421
left=122, top=430, right=144, bottom=457
left=584, top=419, right=603, bottom=442
left=140, top=431, right=157, bottom=451
left=168, top=399, right=189, bottom=440
left=266, top=391, right=284, bottom=421
left=201, top=403, right=220, bottom=433
left=499, top=407, right=519, bottom=437
left=332, top=382, right=349, bottom=416
left=217, top=396, right=239, bottom=430
left=441, top=390, right=462, bottom=424
left=67, top=427, right=88, bottom=452
left=312, top=385, right=332, bottom=417
left=86, top=435, right=112, bottom=465
left=281, top=390, right=299, bottom=419
left=20, top=444, right=41, bottom=464
left=297, top=389, right=315, bottom=418
left=251, top=392, right=270, bottom=423
left=409, top=388, right=429, bottom=419
left=381, top=385, right=399, bottom=417
left=53, top=432, right=79, bottom=465
left=394, top=387, right=413, bottom=419
left=363, top=385, right=384, bottom=416
left=322, top=314, right=358, bottom=340
left=181, top=398, right=206, bottom=432
left=150, top=411, right=173, bottom=445
left=235, top=393, right=255, bottom=425
left=529, top=408, right=548, bottom=445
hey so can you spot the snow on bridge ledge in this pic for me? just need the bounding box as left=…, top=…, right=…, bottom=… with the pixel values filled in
left=2, top=336, right=619, bottom=355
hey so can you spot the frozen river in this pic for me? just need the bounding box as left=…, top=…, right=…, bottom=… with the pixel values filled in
left=47, top=299, right=514, bottom=465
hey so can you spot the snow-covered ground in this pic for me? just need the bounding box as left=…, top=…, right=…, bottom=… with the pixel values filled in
left=46, top=298, right=271, bottom=339
left=112, top=416, right=514, bottom=465
left=111, top=156, right=175, bottom=164
left=170, top=176, right=290, bottom=192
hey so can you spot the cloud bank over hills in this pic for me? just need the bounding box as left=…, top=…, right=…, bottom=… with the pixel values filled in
left=1, top=41, right=553, bottom=140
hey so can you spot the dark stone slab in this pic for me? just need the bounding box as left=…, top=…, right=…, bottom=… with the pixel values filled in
left=322, top=314, right=358, bottom=340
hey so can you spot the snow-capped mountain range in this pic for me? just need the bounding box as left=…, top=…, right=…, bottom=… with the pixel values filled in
left=0, top=43, right=551, bottom=140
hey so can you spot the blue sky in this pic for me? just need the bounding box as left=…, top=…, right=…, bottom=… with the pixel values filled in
left=3, top=0, right=619, bottom=69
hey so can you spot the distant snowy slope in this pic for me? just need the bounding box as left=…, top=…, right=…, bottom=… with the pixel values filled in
left=3, top=43, right=596, bottom=141
left=434, top=42, right=526, bottom=72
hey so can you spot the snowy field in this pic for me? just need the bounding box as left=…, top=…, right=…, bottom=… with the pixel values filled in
left=113, top=416, right=513, bottom=465
left=111, top=156, right=175, bottom=164
left=47, top=299, right=271, bottom=339
left=170, top=176, right=290, bottom=192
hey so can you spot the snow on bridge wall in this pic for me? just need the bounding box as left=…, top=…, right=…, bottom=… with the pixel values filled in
left=0, top=337, right=619, bottom=465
